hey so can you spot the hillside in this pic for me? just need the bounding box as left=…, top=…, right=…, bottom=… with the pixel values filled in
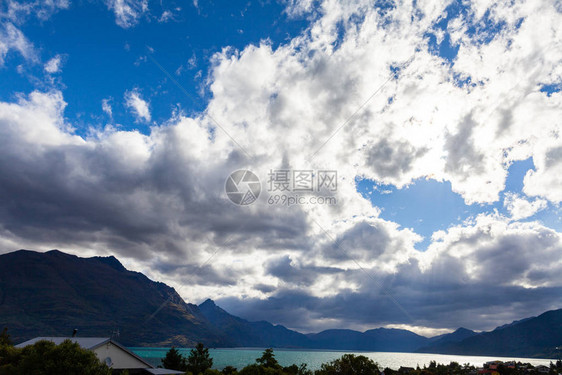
left=417, top=328, right=478, bottom=352
left=417, top=309, right=562, bottom=357
left=199, top=299, right=311, bottom=347
left=0, top=249, right=227, bottom=346
left=200, top=299, right=432, bottom=352
left=306, top=328, right=430, bottom=352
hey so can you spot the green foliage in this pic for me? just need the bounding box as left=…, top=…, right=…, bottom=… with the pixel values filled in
left=257, top=348, right=280, bottom=369
left=222, top=365, right=239, bottom=375
left=187, top=343, right=214, bottom=375
left=162, top=347, right=188, bottom=371
left=315, top=354, right=379, bottom=375
left=283, top=363, right=312, bottom=375
left=0, top=342, right=20, bottom=375
left=239, top=364, right=264, bottom=375
left=1, top=339, right=111, bottom=375
left=0, top=328, right=10, bottom=346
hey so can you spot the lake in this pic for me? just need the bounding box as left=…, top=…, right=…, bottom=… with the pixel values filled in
left=129, top=348, right=555, bottom=370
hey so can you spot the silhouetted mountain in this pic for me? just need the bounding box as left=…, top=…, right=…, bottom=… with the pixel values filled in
left=418, top=309, right=562, bottom=357
left=306, top=328, right=430, bottom=352
left=493, top=317, right=533, bottom=331
left=418, top=328, right=478, bottom=352
left=0, top=250, right=228, bottom=346
left=200, top=300, right=433, bottom=351
left=199, top=299, right=311, bottom=347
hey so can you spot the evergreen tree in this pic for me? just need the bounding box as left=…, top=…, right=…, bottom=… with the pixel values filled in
left=161, top=347, right=188, bottom=371
left=257, top=348, right=280, bottom=369
left=316, top=354, right=379, bottom=375
left=187, top=343, right=213, bottom=375
left=0, top=328, right=10, bottom=346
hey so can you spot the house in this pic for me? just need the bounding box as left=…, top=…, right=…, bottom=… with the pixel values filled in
left=478, top=369, right=500, bottom=375
left=16, top=337, right=183, bottom=375
left=536, top=365, right=550, bottom=374
left=485, top=361, right=504, bottom=370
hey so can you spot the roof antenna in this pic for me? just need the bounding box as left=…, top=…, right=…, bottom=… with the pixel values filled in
left=72, top=329, right=78, bottom=337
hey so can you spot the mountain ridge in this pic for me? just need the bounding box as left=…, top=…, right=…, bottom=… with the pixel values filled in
left=0, top=249, right=227, bottom=347
left=1, top=249, right=560, bottom=358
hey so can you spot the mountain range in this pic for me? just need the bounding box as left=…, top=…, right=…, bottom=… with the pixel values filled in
left=1, top=249, right=560, bottom=358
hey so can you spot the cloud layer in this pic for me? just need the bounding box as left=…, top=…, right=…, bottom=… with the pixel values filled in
left=0, top=0, right=561, bottom=334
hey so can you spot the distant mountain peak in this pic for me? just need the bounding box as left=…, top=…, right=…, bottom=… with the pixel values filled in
left=455, top=327, right=474, bottom=333
left=201, top=298, right=217, bottom=306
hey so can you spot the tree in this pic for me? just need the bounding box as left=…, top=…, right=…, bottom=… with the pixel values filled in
left=284, top=363, right=312, bottom=375
left=257, top=348, right=280, bottom=369
left=16, top=339, right=111, bottom=375
left=161, top=347, right=188, bottom=372
left=222, top=365, right=238, bottom=375
left=187, top=343, right=213, bottom=375
left=0, top=340, right=20, bottom=375
left=316, top=354, right=379, bottom=375
left=0, top=328, right=10, bottom=346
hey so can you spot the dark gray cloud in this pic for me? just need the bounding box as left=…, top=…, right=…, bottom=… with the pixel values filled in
left=219, top=220, right=562, bottom=333
left=266, top=255, right=344, bottom=285
left=367, top=138, right=428, bottom=179
left=0, top=99, right=312, bottom=263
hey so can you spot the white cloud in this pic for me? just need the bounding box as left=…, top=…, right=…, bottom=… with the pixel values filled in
left=504, top=192, right=548, bottom=221
left=158, top=8, right=180, bottom=23
left=124, top=89, right=151, bottom=122
left=105, top=0, right=148, bottom=28
left=0, top=22, right=37, bottom=66
left=102, top=98, right=113, bottom=117
left=1, top=0, right=70, bottom=23
left=44, top=54, right=63, bottom=73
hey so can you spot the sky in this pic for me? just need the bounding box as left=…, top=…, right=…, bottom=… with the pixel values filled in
left=0, top=0, right=562, bottom=337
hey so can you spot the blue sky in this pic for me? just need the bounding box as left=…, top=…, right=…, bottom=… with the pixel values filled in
left=1, top=0, right=562, bottom=334
left=0, top=0, right=309, bottom=134
left=358, top=158, right=562, bottom=250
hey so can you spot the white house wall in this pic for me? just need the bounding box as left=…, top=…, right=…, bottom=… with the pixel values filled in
left=93, top=342, right=149, bottom=370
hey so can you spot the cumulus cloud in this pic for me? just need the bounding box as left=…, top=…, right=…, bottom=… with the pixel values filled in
left=221, top=214, right=562, bottom=332
left=504, top=192, right=548, bottom=221
left=0, top=0, right=562, bottom=334
left=124, top=89, right=151, bottom=122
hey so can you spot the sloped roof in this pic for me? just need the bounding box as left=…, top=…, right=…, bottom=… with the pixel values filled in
left=16, top=337, right=110, bottom=349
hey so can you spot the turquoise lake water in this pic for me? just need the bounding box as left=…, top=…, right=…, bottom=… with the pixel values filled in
left=129, top=348, right=554, bottom=371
